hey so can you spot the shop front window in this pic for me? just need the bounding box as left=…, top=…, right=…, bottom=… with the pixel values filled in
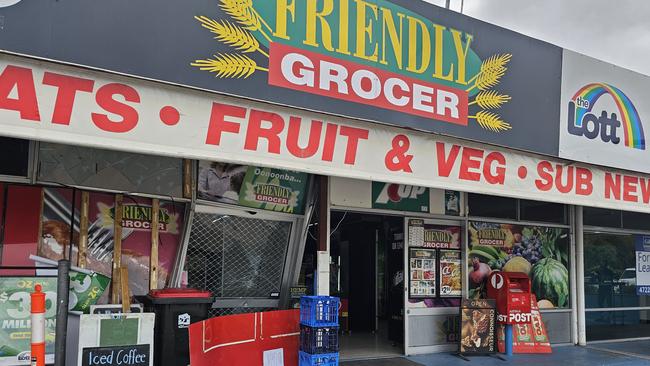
left=584, top=233, right=639, bottom=309
left=468, top=222, right=570, bottom=309
left=468, top=193, right=517, bottom=219
left=584, top=232, right=650, bottom=341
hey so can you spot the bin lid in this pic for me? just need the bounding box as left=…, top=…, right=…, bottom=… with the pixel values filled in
left=149, top=288, right=212, bottom=299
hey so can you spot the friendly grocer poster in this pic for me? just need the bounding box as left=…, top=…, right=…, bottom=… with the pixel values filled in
left=468, top=222, right=570, bottom=309
left=198, top=162, right=309, bottom=214
left=40, top=188, right=184, bottom=297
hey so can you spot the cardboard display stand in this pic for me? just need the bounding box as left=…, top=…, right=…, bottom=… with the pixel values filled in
left=457, top=299, right=499, bottom=359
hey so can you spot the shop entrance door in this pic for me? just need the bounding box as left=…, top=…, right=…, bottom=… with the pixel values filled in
left=404, top=218, right=464, bottom=355
left=329, top=211, right=404, bottom=360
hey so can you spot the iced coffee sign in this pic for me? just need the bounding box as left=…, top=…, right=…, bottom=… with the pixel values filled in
left=636, top=236, right=650, bottom=295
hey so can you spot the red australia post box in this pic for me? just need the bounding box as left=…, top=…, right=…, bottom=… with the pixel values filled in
left=486, top=272, right=532, bottom=324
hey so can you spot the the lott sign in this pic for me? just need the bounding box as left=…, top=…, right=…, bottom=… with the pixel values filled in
left=3, top=54, right=650, bottom=213
left=560, top=50, right=650, bottom=173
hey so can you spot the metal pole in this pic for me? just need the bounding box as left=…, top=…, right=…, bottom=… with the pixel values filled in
left=569, top=206, right=579, bottom=345
left=575, top=206, right=587, bottom=346
left=445, top=0, right=451, bottom=9
left=505, top=324, right=513, bottom=356
left=461, top=0, right=465, bottom=13
left=54, top=260, right=70, bottom=366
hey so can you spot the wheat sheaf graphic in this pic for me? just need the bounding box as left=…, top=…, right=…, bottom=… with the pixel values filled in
left=192, top=53, right=267, bottom=78
left=192, top=0, right=271, bottom=78
left=191, top=2, right=513, bottom=132
left=195, top=16, right=269, bottom=57
left=466, top=53, right=513, bottom=132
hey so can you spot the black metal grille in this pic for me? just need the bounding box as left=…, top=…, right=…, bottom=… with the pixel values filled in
left=186, top=212, right=292, bottom=299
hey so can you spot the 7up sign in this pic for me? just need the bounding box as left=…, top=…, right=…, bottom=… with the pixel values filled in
left=372, top=182, right=429, bottom=212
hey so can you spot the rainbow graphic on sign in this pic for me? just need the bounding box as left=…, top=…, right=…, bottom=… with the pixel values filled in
left=572, top=83, right=645, bottom=150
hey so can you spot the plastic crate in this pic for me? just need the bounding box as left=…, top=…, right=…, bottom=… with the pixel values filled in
left=300, top=325, right=339, bottom=354
left=300, top=296, right=340, bottom=327
left=299, top=351, right=339, bottom=366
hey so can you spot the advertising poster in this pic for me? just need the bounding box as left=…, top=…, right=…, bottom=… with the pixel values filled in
left=440, top=251, right=462, bottom=297
left=371, top=183, right=429, bottom=212
left=409, top=249, right=436, bottom=298
left=40, top=188, right=184, bottom=297
left=445, top=191, right=461, bottom=216
left=468, top=222, right=570, bottom=309
left=198, top=162, right=308, bottom=214
left=0, top=277, right=57, bottom=365
left=408, top=220, right=460, bottom=249
left=408, top=220, right=462, bottom=308
left=635, top=236, right=650, bottom=295
left=459, top=299, right=496, bottom=355
left=560, top=50, right=650, bottom=174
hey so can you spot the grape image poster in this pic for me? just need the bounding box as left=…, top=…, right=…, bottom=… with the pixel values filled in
left=468, top=222, right=570, bottom=309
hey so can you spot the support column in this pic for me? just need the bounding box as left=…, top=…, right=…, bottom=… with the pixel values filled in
left=575, top=206, right=587, bottom=346
left=316, top=176, right=330, bottom=296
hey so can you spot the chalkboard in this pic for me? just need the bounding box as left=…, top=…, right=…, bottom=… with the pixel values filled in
left=100, top=318, right=139, bottom=346
left=82, top=345, right=150, bottom=366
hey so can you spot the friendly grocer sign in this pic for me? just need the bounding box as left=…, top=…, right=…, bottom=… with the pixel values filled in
left=195, top=0, right=506, bottom=129
left=0, top=0, right=563, bottom=155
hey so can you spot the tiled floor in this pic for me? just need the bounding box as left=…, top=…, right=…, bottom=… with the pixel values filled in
left=408, top=342, right=650, bottom=366
left=339, top=330, right=403, bottom=360
left=340, top=341, right=650, bottom=365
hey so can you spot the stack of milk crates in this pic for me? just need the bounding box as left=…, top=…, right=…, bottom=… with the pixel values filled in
left=299, top=296, right=340, bottom=366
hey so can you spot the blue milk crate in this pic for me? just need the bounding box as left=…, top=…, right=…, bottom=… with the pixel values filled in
left=299, top=351, right=339, bottom=366
left=300, top=325, right=339, bottom=354
left=300, top=296, right=340, bottom=327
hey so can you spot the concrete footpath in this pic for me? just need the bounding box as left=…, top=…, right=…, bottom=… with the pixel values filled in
left=342, top=341, right=650, bottom=366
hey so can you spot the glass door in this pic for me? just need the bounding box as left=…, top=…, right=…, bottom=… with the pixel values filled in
left=584, top=232, right=650, bottom=341
left=404, top=218, right=464, bottom=355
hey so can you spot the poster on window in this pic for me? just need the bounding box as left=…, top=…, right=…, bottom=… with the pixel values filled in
left=0, top=277, right=57, bottom=365
left=635, top=236, right=650, bottom=295
left=40, top=188, right=184, bottom=297
left=407, top=220, right=460, bottom=249
left=468, top=222, right=570, bottom=309
left=409, top=249, right=436, bottom=298
left=197, top=162, right=308, bottom=214
left=440, top=250, right=462, bottom=297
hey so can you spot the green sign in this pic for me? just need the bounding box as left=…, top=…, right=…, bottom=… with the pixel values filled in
left=372, top=182, right=429, bottom=212
left=0, top=277, right=57, bottom=361
left=0, top=273, right=110, bottom=363
left=239, top=166, right=309, bottom=214
left=69, top=272, right=111, bottom=313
